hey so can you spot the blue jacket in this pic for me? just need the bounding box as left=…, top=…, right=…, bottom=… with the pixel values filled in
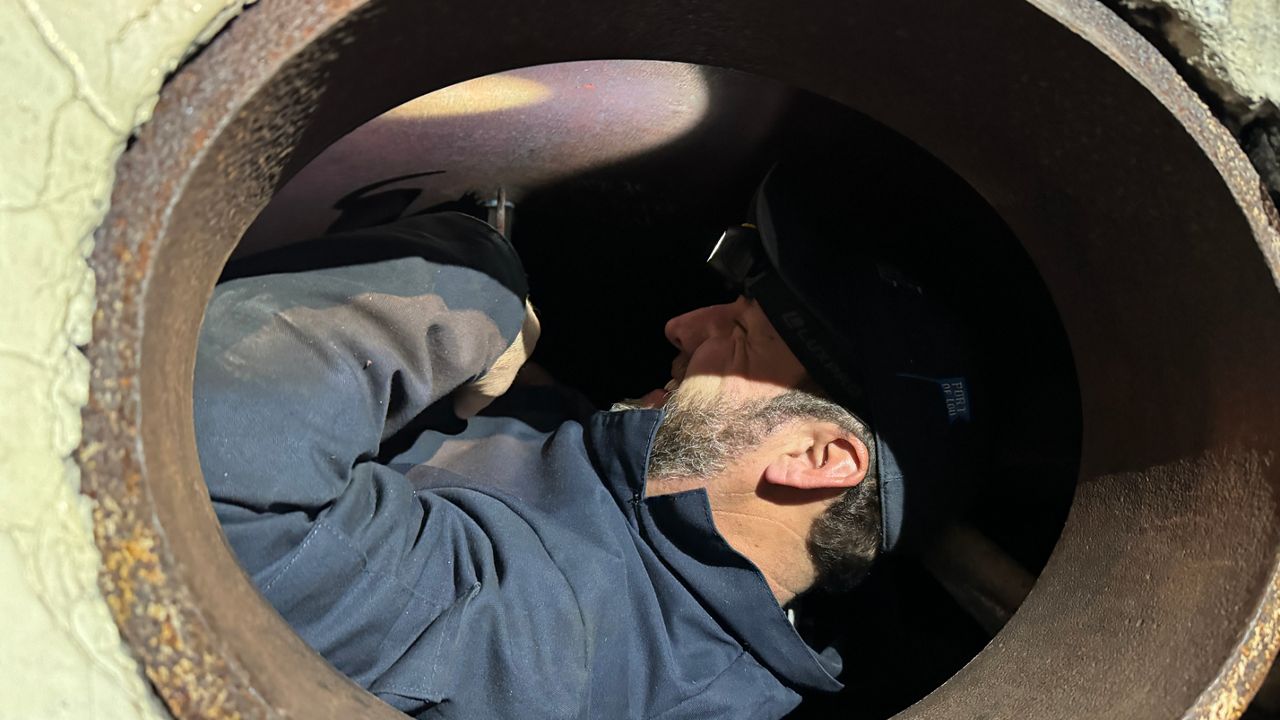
left=195, top=213, right=843, bottom=719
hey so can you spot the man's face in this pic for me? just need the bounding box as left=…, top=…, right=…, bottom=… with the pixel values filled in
left=641, top=296, right=809, bottom=409
left=643, top=297, right=878, bottom=595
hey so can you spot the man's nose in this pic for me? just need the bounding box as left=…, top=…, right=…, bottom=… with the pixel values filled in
left=663, top=302, right=733, bottom=352
left=663, top=310, right=699, bottom=353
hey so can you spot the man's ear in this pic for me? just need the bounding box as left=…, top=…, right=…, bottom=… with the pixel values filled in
left=762, top=424, right=869, bottom=491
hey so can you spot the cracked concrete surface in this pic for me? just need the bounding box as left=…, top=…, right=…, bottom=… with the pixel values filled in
left=1117, top=1, right=1280, bottom=197
left=1121, top=0, right=1279, bottom=121
left=0, top=1, right=245, bottom=717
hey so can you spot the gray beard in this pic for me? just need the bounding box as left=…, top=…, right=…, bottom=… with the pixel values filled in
left=619, top=383, right=879, bottom=592
left=643, top=384, right=763, bottom=483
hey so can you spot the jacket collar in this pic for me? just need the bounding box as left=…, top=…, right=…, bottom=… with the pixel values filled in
left=584, top=409, right=844, bottom=694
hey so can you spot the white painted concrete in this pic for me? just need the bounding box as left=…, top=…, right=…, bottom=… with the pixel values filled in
left=0, top=1, right=245, bottom=718
left=1123, top=0, right=1280, bottom=119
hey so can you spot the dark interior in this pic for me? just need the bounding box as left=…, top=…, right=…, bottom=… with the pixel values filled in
left=228, top=63, right=1081, bottom=719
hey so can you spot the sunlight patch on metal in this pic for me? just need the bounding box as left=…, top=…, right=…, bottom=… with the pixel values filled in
left=80, top=0, right=1280, bottom=717
left=239, top=60, right=729, bottom=256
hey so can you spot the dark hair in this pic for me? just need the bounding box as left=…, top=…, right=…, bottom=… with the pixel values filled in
left=809, top=463, right=880, bottom=591
left=752, top=391, right=881, bottom=591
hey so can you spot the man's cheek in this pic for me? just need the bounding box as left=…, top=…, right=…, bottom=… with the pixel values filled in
left=687, top=336, right=738, bottom=378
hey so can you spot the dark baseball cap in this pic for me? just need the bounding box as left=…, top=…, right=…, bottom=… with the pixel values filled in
left=708, top=161, right=984, bottom=552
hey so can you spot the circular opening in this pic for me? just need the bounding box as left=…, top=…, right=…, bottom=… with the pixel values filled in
left=209, top=60, right=1081, bottom=718
left=83, top=2, right=1280, bottom=719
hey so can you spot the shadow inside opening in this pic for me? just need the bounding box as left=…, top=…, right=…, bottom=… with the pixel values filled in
left=217, top=60, right=1081, bottom=719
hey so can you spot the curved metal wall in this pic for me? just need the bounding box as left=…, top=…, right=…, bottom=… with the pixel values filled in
left=80, top=0, right=1280, bottom=717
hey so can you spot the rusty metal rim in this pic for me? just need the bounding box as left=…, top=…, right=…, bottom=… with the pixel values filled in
left=81, top=0, right=1280, bottom=718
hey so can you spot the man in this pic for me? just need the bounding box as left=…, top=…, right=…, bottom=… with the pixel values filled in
left=196, top=163, right=979, bottom=718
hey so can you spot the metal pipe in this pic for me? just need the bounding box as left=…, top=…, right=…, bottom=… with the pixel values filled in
left=921, top=524, right=1036, bottom=636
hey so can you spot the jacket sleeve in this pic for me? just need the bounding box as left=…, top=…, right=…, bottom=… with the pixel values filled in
left=194, top=213, right=526, bottom=704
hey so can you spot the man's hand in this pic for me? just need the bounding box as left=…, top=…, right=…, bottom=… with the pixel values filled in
left=453, top=299, right=542, bottom=419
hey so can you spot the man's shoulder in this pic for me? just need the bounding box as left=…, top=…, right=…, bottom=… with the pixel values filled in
left=382, top=408, right=802, bottom=719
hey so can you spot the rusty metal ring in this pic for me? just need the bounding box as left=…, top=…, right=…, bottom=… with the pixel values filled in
left=81, top=0, right=1280, bottom=717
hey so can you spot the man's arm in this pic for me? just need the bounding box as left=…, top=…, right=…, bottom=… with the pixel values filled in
left=194, top=213, right=528, bottom=704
